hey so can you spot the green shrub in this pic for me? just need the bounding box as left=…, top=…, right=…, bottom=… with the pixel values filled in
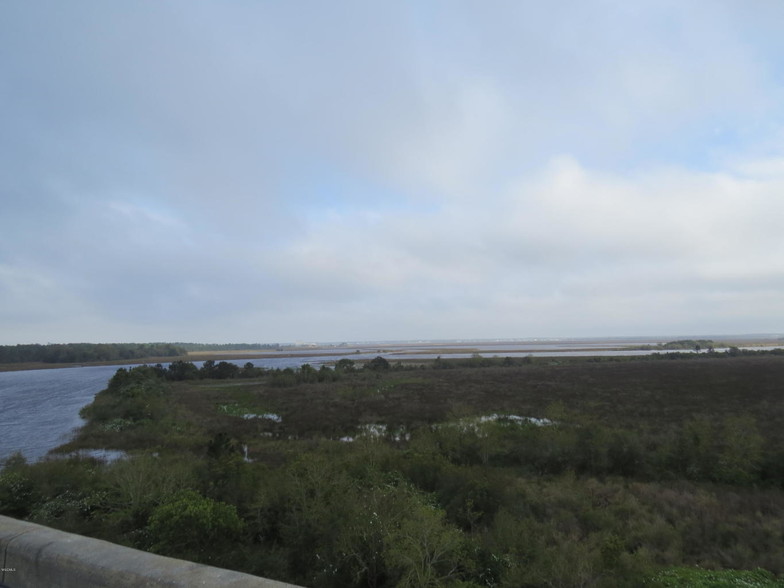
left=147, top=489, right=244, bottom=563
left=0, top=470, right=37, bottom=517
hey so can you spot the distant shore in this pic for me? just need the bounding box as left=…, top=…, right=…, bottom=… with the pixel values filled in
left=2, top=337, right=781, bottom=373
left=0, top=351, right=342, bottom=373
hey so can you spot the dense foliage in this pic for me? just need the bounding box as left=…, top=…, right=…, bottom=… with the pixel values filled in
left=654, top=339, right=722, bottom=350
left=3, top=353, right=784, bottom=587
left=0, top=342, right=185, bottom=364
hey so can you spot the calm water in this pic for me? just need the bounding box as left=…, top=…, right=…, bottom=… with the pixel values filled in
left=0, top=365, right=127, bottom=464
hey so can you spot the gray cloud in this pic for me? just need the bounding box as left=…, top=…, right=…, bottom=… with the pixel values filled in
left=2, top=1, right=784, bottom=343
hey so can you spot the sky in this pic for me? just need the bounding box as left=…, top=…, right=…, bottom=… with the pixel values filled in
left=2, top=1, right=784, bottom=345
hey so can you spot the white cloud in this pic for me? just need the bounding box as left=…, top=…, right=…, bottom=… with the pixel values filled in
left=2, top=1, right=784, bottom=342
left=252, top=152, right=784, bottom=338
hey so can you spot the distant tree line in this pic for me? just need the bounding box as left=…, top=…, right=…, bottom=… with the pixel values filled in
left=636, top=339, right=725, bottom=352
left=661, top=339, right=721, bottom=350
left=157, top=356, right=384, bottom=385
left=0, top=343, right=186, bottom=364
left=427, top=347, right=784, bottom=370
left=650, top=346, right=784, bottom=359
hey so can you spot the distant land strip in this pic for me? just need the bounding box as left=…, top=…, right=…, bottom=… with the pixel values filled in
left=2, top=338, right=782, bottom=372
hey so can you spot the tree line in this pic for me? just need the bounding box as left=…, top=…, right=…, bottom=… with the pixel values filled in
left=0, top=343, right=186, bottom=364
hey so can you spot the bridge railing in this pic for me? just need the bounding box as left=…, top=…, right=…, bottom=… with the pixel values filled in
left=0, top=515, right=301, bottom=588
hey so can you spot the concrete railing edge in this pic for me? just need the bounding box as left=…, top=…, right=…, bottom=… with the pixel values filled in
left=0, top=515, right=302, bottom=588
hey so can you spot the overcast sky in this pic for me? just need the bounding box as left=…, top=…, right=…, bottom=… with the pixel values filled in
left=2, top=1, right=784, bottom=344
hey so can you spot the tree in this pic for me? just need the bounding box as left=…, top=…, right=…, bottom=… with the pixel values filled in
left=715, top=415, right=763, bottom=484
left=240, top=362, right=262, bottom=378
left=384, top=499, right=468, bottom=587
left=214, top=361, right=240, bottom=379
left=300, top=363, right=318, bottom=382
left=366, top=356, right=390, bottom=371
left=200, top=359, right=217, bottom=378
left=167, top=360, right=199, bottom=380
left=335, top=358, right=356, bottom=372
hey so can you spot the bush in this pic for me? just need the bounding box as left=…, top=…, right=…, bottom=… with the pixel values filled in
left=0, top=470, right=37, bottom=517
left=147, top=489, right=244, bottom=563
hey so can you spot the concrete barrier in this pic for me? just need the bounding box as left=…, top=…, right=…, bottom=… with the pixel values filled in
left=0, top=515, right=301, bottom=588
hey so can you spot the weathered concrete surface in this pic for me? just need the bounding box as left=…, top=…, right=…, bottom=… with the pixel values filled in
left=0, top=515, right=301, bottom=588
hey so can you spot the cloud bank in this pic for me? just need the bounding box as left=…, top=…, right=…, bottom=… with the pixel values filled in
left=2, top=1, right=784, bottom=343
